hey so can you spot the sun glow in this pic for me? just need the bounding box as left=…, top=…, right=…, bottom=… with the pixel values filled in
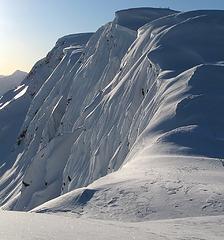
left=0, top=2, right=32, bottom=75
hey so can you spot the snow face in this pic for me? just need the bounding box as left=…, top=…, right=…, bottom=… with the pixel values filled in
left=0, top=8, right=224, bottom=223
left=0, top=33, right=93, bottom=204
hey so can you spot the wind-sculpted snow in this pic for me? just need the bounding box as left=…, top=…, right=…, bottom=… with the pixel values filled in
left=0, top=33, right=93, bottom=207
left=25, top=33, right=92, bottom=97
left=1, top=23, right=136, bottom=211
left=1, top=8, right=224, bottom=222
left=115, top=7, right=178, bottom=30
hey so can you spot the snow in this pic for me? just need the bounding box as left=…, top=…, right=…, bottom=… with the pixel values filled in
left=0, top=32, right=92, bottom=188
left=0, top=211, right=224, bottom=240
left=0, top=101, right=11, bottom=110
left=0, top=6, right=224, bottom=231
left=32, top=155, right=224, bottom=221
left=14, top=86, right=28, bottom=99
left=115, top=7, right=178, bottom=30
left=14, top=84, right=25, bottom=92
left=0, top=70, right=27, bottom=96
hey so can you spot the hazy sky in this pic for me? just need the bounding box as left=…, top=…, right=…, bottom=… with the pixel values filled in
left=1, top=0, right=224, bottom=75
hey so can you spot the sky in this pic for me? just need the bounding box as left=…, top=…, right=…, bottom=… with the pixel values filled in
left=1, top=0, right=224, bottom=75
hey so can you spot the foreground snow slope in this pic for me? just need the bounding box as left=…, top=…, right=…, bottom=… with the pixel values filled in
left=33, top=155, right=224, bottom=221
left=0, top=211, right=224, bottom=240
left=0, top=8, right=224, bottom=222
left=0, top=70, right=27, bottom=96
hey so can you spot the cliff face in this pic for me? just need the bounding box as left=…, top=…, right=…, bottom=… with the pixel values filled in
left=0, top=8, right=224, bottom=221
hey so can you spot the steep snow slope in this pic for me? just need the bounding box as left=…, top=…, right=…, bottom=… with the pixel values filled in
left=1, top=22, right=137, bottom=211
left=25, top=33, right=93, bottom=97
left=1, top=8, right=224, bottom=222
left=0, top=211, right=224, bottom=240
left=0, top=34, right=91, bottom=164
left=0, top=8, right=176, bottom=211
left=0, top=33, right=93, bottom=205
left=32, top=10, right=224, bottom=220
left=0, top=70, right=27, bottom=96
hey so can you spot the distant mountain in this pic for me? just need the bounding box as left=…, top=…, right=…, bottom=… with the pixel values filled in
left=0, top=70, right=27, bottom=96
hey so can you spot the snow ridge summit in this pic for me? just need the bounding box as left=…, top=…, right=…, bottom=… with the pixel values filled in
left=0, top=8, right=224, bottom=222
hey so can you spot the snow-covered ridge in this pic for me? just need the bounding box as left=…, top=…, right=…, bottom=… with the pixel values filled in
left=0, top=8, right=224, bottom=222
left=115, top=7, right=178, bottom=30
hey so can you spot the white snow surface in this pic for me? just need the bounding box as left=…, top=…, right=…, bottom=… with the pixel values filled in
left=0, top=33, right=92, bottom=180
left=0, top=211, right=224, bottom=240
left=0, top=7, right=224, bottom=225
